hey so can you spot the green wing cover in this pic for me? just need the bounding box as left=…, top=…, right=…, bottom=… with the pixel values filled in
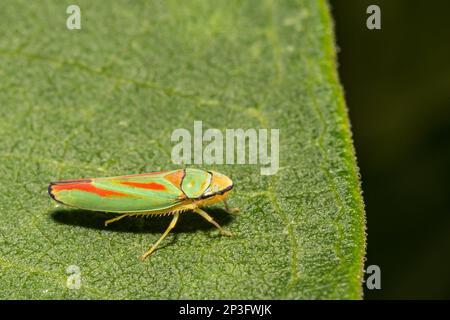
left=48, top=170, right=186, bottom=213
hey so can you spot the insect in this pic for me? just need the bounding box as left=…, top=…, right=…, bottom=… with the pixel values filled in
left=48, top=168, right=237, bottom=260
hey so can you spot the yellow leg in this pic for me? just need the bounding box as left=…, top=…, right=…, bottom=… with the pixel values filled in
left=140, top=212, right=179, bottom=261
left=105, top=213, right=129, bottom=226
left=223, top=199, right=240, bottom=214
left=194, top=208, right=234, bottom=236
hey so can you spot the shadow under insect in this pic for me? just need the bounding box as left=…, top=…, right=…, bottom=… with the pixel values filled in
left=50, top=207, right=234, bottom=235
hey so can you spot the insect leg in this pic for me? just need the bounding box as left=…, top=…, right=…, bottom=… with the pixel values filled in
left=223, top=199, right=240, bottom=214
left=194, top=208, right=234, bottom=237
left=140, top=212, right=179, bottom=261
left=104, top=214, right=130, bottom=226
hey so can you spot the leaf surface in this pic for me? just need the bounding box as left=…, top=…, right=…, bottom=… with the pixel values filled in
left=0, top=0, right=365, bottom=299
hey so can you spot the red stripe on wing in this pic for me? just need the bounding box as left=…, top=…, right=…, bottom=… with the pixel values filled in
left=50, top=182, right=128, bottom=197
left=119, top=181, right=167, bottom=190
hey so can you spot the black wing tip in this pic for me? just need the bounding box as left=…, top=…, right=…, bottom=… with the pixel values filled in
left=47, top=182, right=65, bottom=205
left=48, top=182, right=56, bottom=200
left=47, top=178, right=92, bottom=204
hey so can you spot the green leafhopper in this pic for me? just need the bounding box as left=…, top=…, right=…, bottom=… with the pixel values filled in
left=48, top=168, right=236, bottom=260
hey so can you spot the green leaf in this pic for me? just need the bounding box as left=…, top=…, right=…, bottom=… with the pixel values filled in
left=0, top=0, right=366, bottom=299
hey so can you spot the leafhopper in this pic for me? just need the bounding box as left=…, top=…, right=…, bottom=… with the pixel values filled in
left=48, top=168, right=236, bottom=260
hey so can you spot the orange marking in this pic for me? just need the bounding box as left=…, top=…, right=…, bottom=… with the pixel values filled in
left=164, top=170, right=184, bottom=188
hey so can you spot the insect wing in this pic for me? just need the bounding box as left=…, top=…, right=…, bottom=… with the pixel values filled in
left=49, top=170, right=186, bottom=213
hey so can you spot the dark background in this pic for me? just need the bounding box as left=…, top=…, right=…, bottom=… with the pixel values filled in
left=330, top=0, right=450, bottom=298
